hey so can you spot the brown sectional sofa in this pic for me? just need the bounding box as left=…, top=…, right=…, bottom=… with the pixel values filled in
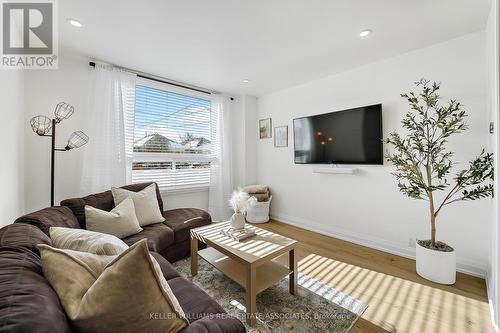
left=0, top=182, right=245, bottom=333
left=60, top=182, right=211, bottom=262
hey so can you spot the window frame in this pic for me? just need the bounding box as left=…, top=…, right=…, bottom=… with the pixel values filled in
left=132, top=78, right=214, bottom=193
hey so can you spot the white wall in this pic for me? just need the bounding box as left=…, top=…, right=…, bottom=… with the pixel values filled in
left=243, top=96, right=258, bottom=185
left=24, top=50, right=92, bottom=212
left=257, top=31, right=491, bottom=276
left=486, top=0, right=499, bottom=329
left=0, top=71, right=24, bottom=225
left=23, top=49, right=258, bottom=213
left=24, top=51, right=211, bottom=211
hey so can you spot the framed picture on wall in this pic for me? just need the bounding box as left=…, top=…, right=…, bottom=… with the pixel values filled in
left=259, top=118, right=272, bottom=139
left=274, top=126, right=288, bottom=147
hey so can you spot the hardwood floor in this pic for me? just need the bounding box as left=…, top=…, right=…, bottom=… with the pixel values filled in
left=259, top=220, right=493, bottom=333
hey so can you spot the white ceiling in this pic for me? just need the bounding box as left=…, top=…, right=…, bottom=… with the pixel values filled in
left=60, top=0, right=491, bottom=96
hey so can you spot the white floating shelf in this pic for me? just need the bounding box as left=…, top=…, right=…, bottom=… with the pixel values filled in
left=312, top=167, right=358, bottom=175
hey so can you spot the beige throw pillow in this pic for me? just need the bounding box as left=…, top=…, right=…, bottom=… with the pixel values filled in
left=38, top=240, right=188, bottom=333
left=85, top=198, right=142, bottom=238
left=50, top=227, right=129, bottom=255
left=111, top=183, right=165, bottom=226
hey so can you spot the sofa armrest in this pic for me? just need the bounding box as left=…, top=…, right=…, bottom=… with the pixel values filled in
left=0, top=223, right=51, bottom=253
left=14, top=206, right=80, bottom=236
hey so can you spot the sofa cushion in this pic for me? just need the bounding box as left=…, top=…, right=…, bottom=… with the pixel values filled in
left=0, top=222, right=52, bottom=253
left=168, top=276, right=225, bottom=321
left=85, top=198, right=143, bottom=238
left=0, top=224, right=71, bottom=333
left=122, top=222, right=175, bottom=252
left=169, top=276, right=246, bottom=333
left=159, top=238, right=207, bottom=264
left=50, top=227, right=129, bottom=255
left=39, top=240, right=188, bottom=333
left=112, top=183, right=165, bottom=226
left=163, top=208, right=211, bottom=243
left=14, top=206, right=80, bottom=236
left=150, top=252, right=181, bottom=281
left=61, top=182, right=164, bottom=228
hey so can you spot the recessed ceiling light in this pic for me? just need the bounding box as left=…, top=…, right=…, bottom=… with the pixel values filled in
left=242, top=79, right=250, bottom=83
left=359, top=29, right=372, bottom=37
left=67, top=18, right=83, bottom=28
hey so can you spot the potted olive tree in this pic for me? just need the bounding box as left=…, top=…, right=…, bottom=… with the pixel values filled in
left=386, top=79, right=493, bottom=285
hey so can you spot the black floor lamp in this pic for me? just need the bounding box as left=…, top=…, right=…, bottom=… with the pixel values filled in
left=30, top=102, right=89, bottom=206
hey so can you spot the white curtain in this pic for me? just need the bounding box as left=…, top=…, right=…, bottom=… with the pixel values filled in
left=80, top=64, right=136, bottom=195
left=208, top=95, right=233, bottom=222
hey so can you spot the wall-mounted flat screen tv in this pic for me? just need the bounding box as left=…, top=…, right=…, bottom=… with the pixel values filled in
left=293, top=104, right=383, bottom=165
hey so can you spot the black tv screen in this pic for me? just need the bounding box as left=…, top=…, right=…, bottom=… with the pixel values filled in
left=293, top=104, right=383, bottom=165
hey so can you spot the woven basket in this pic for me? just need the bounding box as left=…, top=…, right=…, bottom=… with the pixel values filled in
left=246, top=196, right=272, bottom=224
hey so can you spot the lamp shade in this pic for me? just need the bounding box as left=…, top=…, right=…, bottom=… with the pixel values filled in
left=30, top=115, right=52, bottom=135
left=66, top=131, right=89, bottom=149
left=54, top=102, right=74, bottom=123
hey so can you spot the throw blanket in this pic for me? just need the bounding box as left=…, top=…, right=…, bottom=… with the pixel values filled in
left=250, top=193, right=270, bottom=202
left=244, top=185, right=269, bottom=194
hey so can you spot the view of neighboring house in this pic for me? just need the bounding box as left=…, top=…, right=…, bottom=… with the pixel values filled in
left=133, top=133, right=184, bottom=153
left=133, top=133, right=211, bottom=154
left=183, top=137, right=211, bottom=154
left=133, top=133, right=211, bottom=172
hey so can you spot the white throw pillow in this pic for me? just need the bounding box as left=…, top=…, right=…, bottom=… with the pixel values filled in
left=85, top=198, right=143, bottom=238
left=49, top=227, right=129, bottom=255
left=111, top=183, right=165, bottom=226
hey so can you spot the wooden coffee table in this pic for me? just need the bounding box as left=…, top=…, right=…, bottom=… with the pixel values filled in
left=190, top=222, right=298, bottom=326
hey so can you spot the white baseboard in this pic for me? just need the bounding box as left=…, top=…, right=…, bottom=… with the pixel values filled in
left=270, top=212, right=486, bottom=278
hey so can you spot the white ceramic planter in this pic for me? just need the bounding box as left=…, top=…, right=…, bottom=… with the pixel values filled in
left=230, top=213, right=246, bottom=229
left=416, top=241, right=456, bottom=285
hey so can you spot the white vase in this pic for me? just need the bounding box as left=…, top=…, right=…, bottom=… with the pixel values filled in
left=416, top=241, right=456, bottom=285
left=230, top=212, right=246, bottom=230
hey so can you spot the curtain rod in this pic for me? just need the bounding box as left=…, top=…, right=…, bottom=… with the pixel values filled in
left=88, top=61, right=216, bottom=95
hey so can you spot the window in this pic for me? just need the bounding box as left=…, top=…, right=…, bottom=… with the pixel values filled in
left=132, top=80, right=213, bottom=191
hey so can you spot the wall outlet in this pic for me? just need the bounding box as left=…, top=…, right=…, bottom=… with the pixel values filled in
left=408, top=238, right=416, bottom=248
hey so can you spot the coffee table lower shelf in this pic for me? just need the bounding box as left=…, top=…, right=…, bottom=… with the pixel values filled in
left=198, top=247, right=292, bottom=294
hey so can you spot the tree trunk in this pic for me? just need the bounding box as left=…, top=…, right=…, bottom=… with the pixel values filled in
left=426, top=164, right=436, bottom=247
left=430, top=206, right=436, bottom=246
